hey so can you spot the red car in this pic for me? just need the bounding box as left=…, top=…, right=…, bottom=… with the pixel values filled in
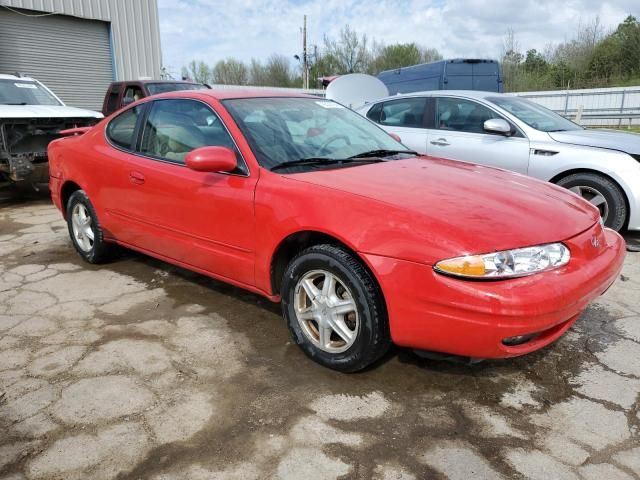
left=48, top=90, right=626, bottom=372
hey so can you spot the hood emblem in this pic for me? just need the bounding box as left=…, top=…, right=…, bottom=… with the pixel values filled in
left=591, top=236, right=600, bottom=248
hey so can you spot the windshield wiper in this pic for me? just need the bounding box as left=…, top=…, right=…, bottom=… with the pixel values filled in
left=270, top=157, right=385, bottom=172
left=3, top=102, right=27, bottom=105
left=348, top=149, right=417, bottom=159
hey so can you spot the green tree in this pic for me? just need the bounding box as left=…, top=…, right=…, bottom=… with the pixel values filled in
left=370, top=43, right=423, bottom=73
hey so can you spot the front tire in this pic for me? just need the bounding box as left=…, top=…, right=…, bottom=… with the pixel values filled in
left=557, top=173, right=627, bottom=231
left=66, top=190, right=111, bottom=263
left=281, top=244, right=391, bottom=372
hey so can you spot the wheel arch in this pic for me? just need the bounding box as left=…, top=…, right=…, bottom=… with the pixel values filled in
left=60, top=180, right=84, bottom=218
left=549, top=168, right=630, bottom=226
left=269, top=230, right=385, bottom=303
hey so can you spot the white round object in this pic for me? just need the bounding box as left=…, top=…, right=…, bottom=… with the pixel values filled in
left=325, top=74, right=389, bottom=109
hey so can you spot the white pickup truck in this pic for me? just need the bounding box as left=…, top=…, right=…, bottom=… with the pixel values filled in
left=0, top=74, right=103, bottom=188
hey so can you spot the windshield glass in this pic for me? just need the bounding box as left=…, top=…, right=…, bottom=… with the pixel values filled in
left=488, top=96, right=582, bottom=132
left=146, top=82, right=208, bottom=95
left=222, top=97, right=407, bottom=170
left=0, top=79, right=61, bottom=106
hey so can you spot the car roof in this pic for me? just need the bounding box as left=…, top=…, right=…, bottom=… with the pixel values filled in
left=147, top=88, right=315, bottom=101
left=0, top=73, right=36, bottom=81
left=111, top=79, right=202, bottom=85
left=366, top=90, right=504, bottom=104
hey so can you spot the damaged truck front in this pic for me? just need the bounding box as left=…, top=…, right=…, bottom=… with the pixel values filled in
left=0, top=74, right=102, bottom=187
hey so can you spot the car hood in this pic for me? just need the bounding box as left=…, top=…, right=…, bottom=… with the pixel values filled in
left=0, top=104, right=103, bottom=119
left=288, top=157, right=599, bottom=258
left=548, top=129, right=640, bottom=155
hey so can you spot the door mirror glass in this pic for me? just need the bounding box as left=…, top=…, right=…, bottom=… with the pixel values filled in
left=483, top=118, right=512, bottom=135
left=185, top=146, right=237, bottom=172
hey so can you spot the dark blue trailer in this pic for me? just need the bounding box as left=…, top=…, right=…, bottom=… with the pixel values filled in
left=377, top=58, right=503, bottom=95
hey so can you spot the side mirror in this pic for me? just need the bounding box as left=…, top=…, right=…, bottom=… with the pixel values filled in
left=185, top=146, right=237, bottom=173
left=484, top=118, right=512, bottom=136
left=389, top=133, right=402, bottom=142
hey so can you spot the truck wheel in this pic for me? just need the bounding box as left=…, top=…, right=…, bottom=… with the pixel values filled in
left=281, top=244, right=391, bottom=372
left=557, top=173, right=627, bottom=231
left=66, top=190, right=111, bottom=263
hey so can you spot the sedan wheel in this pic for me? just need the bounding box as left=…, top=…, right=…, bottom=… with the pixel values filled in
left=294, top=269, right=359, bottom=353
left=569, top=185, right=609, bottom=224
left=71, top=203, right=95, bottom=252
left=66, top=190, right=112, bottom=263
left=557, top=172, right=627, bottom=231
left=282, top=244, right=391, bottom=372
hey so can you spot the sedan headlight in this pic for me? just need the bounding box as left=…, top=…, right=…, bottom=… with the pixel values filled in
left=434, top=243, right=570, bottom=279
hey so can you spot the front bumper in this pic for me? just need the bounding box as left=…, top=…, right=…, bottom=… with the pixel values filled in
left=362, top=223, right=625, bottom=358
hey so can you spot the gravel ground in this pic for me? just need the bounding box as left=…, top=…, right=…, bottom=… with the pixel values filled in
left=0, top=195, right=639, bottom=480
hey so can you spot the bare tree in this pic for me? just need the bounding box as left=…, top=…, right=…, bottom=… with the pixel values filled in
left=323, top=25, right=370, bottom=74
left=185, top=60, right=212, bottom=84
left=420, top=47, right=443, bottom=63
left=212, top=58, right=248, bottom=85
left=263, top=54, right=293, bottom=87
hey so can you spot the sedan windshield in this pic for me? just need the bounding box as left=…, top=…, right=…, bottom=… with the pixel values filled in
left=488, top=96, right=582, bottom=132
left=0, top=79, right=61, bottom=106
left=146, top=82, right=208, bottom=95
left=222, top=97, right=411, bottom=171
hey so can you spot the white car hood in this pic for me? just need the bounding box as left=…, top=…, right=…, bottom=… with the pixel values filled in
left=0, top=104, right=103, bottom=119
left=548, top=129, right=640, bottom=155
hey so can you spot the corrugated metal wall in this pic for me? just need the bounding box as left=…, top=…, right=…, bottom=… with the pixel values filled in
left=0, top=8, right=113, bottom=109
left=0, top=0, right=162, bottom=80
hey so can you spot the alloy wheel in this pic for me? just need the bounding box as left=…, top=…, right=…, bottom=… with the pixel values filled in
left=294, top=269, right=359, bottom=353
left=569, top=185, right=609, bottom=224
left=71, top=203, right=95, bottom=252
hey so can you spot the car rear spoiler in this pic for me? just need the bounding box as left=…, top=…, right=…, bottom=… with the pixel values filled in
left=59, top=126, right=92, bottom=136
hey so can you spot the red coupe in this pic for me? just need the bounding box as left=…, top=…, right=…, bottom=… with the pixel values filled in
left=48, top=90, right=626, bottom=372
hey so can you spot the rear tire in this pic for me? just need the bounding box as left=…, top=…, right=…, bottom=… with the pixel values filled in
left=66, top=190, right=111, bottom=264
left=557, top=173, right=627, bottom=231
left=281, top=244, right=391, bottom=372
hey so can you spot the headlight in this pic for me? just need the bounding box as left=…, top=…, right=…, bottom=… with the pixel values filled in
left=434, top=243, right=570, bottom=279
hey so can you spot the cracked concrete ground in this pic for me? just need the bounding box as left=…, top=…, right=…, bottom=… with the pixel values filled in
left=0, top=196, right=639, bottom=480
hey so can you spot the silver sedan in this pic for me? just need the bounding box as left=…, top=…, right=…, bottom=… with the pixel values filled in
left=356, top=91, right=640, bottom=232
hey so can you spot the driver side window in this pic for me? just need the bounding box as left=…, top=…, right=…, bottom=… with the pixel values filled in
left=139, top=99, right=243, bottom=172
left=436, top=97, right=504, bottom=134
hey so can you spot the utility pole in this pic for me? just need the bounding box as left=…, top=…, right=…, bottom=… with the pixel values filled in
left=303, top=15, right=308, bottom=89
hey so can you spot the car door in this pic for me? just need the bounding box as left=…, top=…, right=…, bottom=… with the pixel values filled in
left=107, top=98, right=258, bottom=286
left=425, top=96, right=530, bottom=174
left=366, top=97, right=430, bottom=153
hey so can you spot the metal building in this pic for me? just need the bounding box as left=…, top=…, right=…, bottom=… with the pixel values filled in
left=0, top=0, right=162, bottom=110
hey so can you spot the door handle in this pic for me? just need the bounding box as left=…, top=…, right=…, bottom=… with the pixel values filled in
left=129, top=171, right=145, bottom=185
left=430, top=138, right=450, bottom=146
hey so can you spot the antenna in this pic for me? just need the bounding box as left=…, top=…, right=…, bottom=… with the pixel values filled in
left=325, top=74, right=389, bottom=109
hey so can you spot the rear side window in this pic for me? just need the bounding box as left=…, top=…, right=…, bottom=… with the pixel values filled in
left=123, top=86, right=144, bottom=107
left=106, top=105, right=142, bottom=149
left=380, top=97, right=427, bottom=128
left=105, top=86, right=120, bottom=114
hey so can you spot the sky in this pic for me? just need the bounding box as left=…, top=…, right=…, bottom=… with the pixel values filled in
left=158, top=0, right=639, bottom=78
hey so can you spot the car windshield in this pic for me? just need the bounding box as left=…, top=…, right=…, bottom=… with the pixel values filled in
left=146, top=82, right=208, bottom=95
left=0, top=79, right=61, bottom=106
left=488, top=96, right=582, bottom=132
left=222, top=97, right=410, bottom=171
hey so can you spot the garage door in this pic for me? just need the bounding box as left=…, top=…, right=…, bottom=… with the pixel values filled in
left=0, top=7, right=113, bottom=111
